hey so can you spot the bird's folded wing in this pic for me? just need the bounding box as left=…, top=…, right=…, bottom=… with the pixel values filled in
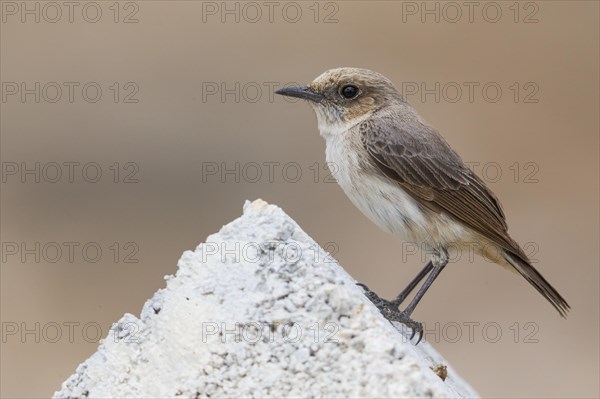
left=359, top=113, right=526, bottom=258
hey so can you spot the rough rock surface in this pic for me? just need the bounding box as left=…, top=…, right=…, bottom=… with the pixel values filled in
left=54, top=199, right=478, bottom=398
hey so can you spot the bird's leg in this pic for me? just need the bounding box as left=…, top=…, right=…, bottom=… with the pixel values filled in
left=390, top=261, right=433, bottom=307
left=357, top=261, right=433, bottom=314
left=356, top=261, right=433, bottom=309
left=402, top=250, right=448, bottom=317
left=357, top=250, right=448, bottom=344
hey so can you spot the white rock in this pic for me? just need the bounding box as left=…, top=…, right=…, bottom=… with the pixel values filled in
left=54, top=199, right=478, bottom=399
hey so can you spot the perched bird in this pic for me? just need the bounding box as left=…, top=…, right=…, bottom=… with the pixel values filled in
left=275, top=67, right=569, bottom=343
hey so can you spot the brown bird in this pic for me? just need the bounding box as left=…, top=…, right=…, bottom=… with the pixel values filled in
left=276, top=68, right=569, bottom=343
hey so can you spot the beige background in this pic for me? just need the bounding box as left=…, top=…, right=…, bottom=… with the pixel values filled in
left=1, top=1, right=598, bottom=397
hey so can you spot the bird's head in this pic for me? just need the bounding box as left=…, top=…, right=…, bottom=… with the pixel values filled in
left=275, top=67, right=403, bottom=134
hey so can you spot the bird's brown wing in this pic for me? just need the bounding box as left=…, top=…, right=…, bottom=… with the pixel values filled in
left=359, top=113, right=526, bottom=258
left=359, top=110, right=570, bottom=317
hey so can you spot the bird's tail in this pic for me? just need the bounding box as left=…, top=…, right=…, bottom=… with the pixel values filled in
left=503, top=251, right=570, bottom=318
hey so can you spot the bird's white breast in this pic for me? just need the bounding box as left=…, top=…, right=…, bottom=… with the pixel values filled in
left=321, top=126, right=470, bottom=248
left=323, top=131, right=428, bottom=241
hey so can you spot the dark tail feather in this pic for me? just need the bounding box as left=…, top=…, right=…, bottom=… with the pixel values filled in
left=504, top=251, right=570, bottom=318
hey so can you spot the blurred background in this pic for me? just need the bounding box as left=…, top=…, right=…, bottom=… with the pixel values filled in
left=1, top=1, right=598, bottom=397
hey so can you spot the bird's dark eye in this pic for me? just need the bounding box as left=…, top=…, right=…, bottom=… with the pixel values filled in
left=340, top=85, right=359, bottom=99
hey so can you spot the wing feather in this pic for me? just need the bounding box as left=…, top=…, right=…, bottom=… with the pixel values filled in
left=359, top=113, right=526, bottom=257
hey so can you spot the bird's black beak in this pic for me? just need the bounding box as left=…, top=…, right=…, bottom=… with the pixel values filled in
left=275, top=86, right=323, bottom=103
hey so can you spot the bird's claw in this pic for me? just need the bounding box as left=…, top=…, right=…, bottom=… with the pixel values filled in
left=357, top=283, right=425, bottom=344
left=406, top=318, right=424, bottom=345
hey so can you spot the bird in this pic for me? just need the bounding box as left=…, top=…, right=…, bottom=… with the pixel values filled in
left=275, top=67, right=569, bottom=344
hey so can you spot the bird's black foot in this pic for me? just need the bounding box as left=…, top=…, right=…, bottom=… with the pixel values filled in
left=357, top=283, right=424, bottom=344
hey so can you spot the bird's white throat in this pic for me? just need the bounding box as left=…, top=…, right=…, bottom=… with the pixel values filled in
left=312, top=105, right=372, bottom=139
